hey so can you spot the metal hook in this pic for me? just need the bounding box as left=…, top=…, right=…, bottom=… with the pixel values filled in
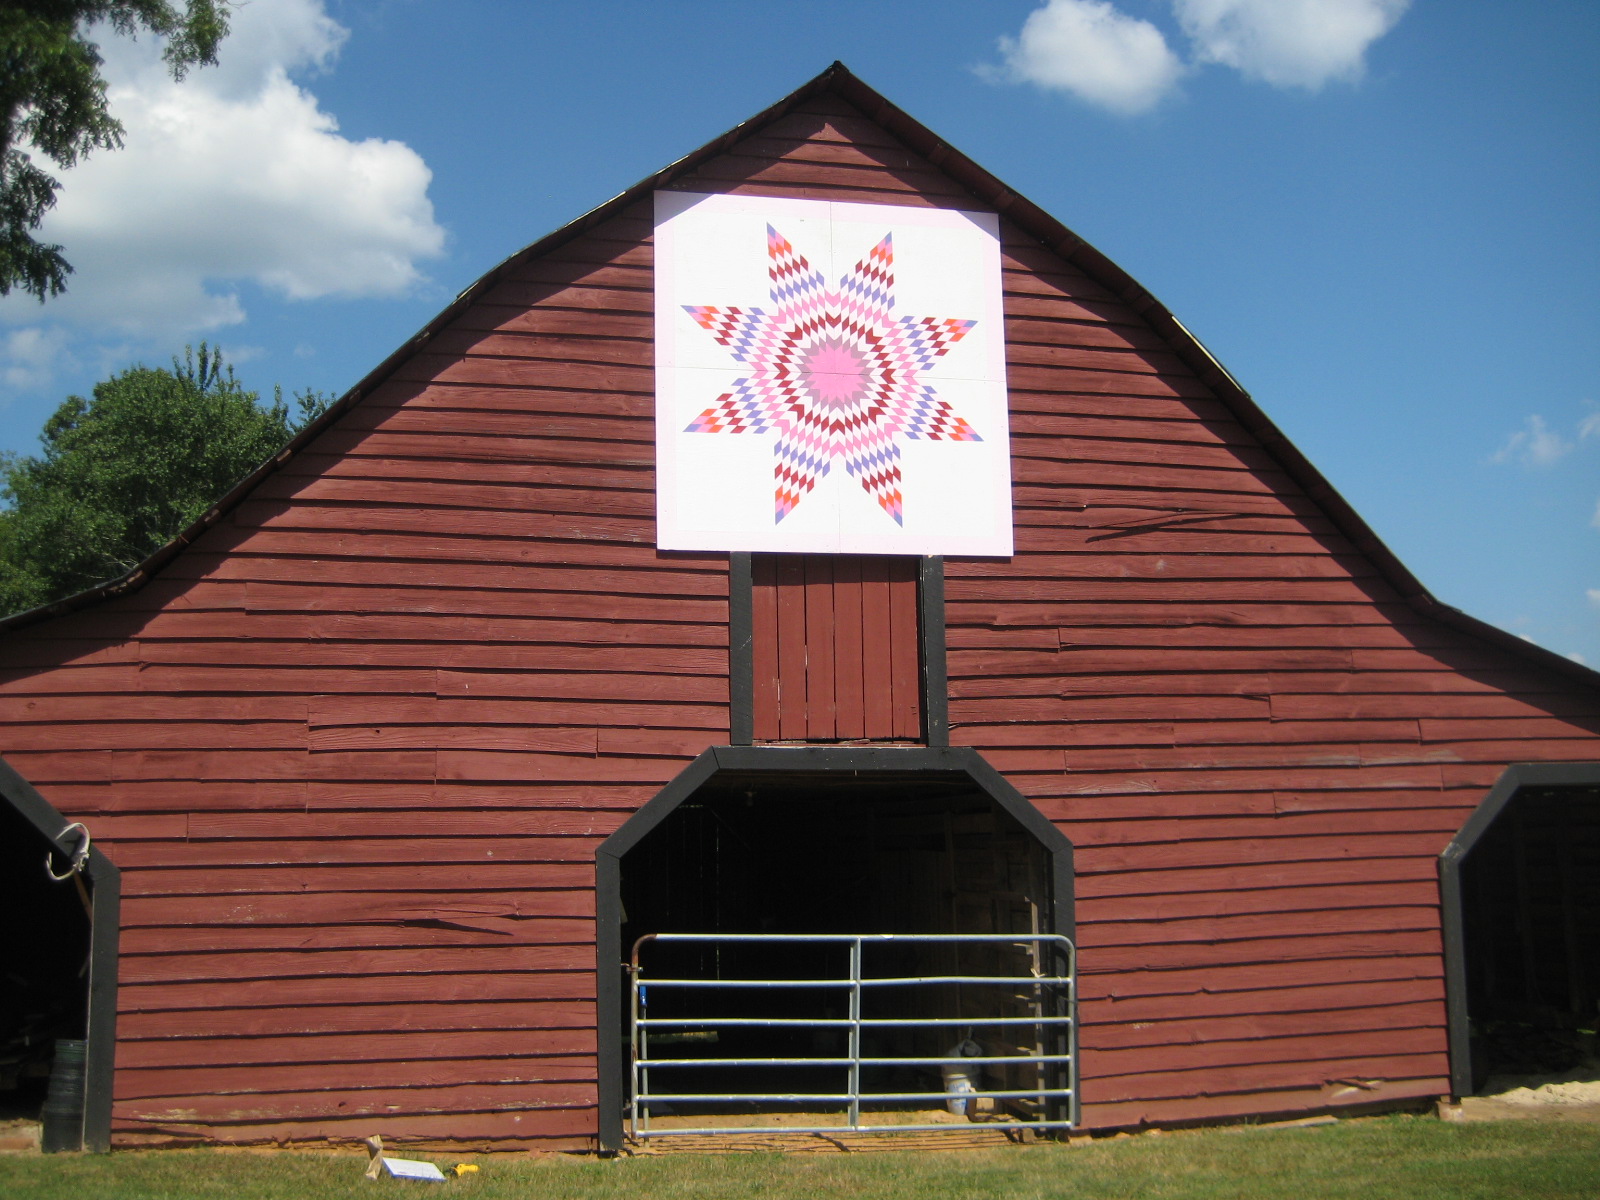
left=46, top=821, right=91, bottom=882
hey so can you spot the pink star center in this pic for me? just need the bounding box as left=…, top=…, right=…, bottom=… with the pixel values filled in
left=798, top=337, right=870, bottom=410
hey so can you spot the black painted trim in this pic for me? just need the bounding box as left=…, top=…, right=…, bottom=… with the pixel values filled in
left=1438, top=761, right=1600, bottom=1099
left=0, top=756, right=119, bottom=1153
left=593, top=744, right=1074, bottom=1150
left=594, top=848, right=622, bottom=1155
left=595, top=751, right=724, bottom=1152
left=728, top=553, right=754, bottom=746
left=918, top=557, right=948, bottom=748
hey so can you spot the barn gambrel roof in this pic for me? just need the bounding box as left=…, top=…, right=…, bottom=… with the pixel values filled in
left=4, top=62, right=1593, bottom=690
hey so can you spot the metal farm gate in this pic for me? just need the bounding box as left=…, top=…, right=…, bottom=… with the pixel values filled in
left=627, top=932, right=1077, bottom=1141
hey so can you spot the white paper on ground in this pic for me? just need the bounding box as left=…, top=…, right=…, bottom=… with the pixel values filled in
left=381, top=1156, right=447, bottom=1181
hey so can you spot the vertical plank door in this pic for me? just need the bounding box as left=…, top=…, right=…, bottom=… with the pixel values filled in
left=750, top=555, right=922, bottom=742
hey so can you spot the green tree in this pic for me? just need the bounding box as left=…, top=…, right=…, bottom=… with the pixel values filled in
left=2, top=1, right=230, bottom=300
left=0, top=345, right=327, bottom=614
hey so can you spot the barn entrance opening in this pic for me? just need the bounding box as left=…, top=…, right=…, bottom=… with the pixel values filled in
left=615, top=767, right=1073, bottom=1138
left=1453, top=779, right=1600, bottom=1092
left=0, top=799, right=91, bottom=1131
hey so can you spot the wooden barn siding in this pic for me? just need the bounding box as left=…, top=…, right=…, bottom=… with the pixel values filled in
left=0, top=89, right=1597, bottom=1146
left=945, top=224, right=1600, bottom=1128
left=944, top=288, right=1600, bottom=1125
left=666, top=97, right=1599, bottom=1123
left=0, top=185, right=724, bottom=1147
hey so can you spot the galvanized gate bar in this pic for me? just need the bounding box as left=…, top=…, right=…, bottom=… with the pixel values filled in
left=628, top=932, right=1076, bottom=1141
left=640, top=975, right=1073, bottom=987
left=639, top=1015, right=1072, bottom=1027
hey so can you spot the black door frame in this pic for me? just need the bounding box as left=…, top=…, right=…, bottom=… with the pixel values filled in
left=1438, top=761, right=1600, bottom=1099
left=594, top=743, right=1074, bottom=1153
left=0, top=756, right=120, bottom=1152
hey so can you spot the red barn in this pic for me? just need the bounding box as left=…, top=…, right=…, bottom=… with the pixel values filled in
left=2, top=64, right=1597, bottom=1155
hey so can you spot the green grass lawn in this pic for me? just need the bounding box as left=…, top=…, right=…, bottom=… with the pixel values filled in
left=2, top=1116, right=1597, bottom=1200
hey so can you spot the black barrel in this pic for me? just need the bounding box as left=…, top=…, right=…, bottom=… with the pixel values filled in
left=40, top=1038, right=86, bottom=1153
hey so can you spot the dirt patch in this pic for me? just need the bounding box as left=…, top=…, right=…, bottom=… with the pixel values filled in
left=0, top=1118, right=40, bottom=1153
left=1457, top=1064, right=1600, bottom=1123
left=628, top=1108, right=1022, bottom=1153
left=1486, top=1070, right=1600, bottom=1107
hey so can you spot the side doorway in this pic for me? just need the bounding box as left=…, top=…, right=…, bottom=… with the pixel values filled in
left=0, top=759, right=120, bottom=1152
left=1440, top=763, right=1600, bottom=1097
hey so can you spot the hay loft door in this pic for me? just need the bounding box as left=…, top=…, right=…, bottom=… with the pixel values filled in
left=736, top=554, right=946, bottom=746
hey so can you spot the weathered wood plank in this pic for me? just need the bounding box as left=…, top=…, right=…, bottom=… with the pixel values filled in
left=1086, top=904, right=1441, bottom=950
left=1073, top=831, right=1453, bottom=874
left=832, top=556, right=865, bottom=739
left=120, top=918, right=595, bottom=955
left=1082, top=1035, right=1447, bottom=1089
left=1084, top=999, right=1444, bottom=1052
left=804, top=555, right=836, bottom=740
left=122, top=889, right=595, bottom=930
left=751, top=556, right=780, bottom=739
left=1082, top=963, right=1441, bottom=1010
left=118, top=999, right=595, bottom=1040
left=888, top=558, right=920, bottom=738
left=121, top=970, right=594, bottom=1013
left=1082, top=1074, right=1443, bottom=1129
left=1075, top=856, right=1438, bottom=900
left=112, top=1105, right=598, bottom=1145
left=122, top=863, right=593, bottom=899
left=775, top=555, right=808, bottom=741
left=117, top=1055, right=593, bottom=1101
left=307, top=695, right=722, bottom=730
left=1082, top=929, right=1442, bottom=975
left=1076, top=879, right=1440, bottom=924
left=120, top=944, right=588, bottom=984
left=115, top=1028, right=594, bottom=1070
left=108, top=832, right=599, bottom=870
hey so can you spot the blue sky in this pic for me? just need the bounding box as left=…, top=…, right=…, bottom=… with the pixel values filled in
left=2, top=0, right=1596, bottom=664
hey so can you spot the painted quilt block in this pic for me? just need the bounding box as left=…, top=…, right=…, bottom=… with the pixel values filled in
left=655, top=192, right=1012, bottom=556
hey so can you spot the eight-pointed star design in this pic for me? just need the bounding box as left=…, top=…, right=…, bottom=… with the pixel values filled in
left=683, top=224, right=982, bottom=525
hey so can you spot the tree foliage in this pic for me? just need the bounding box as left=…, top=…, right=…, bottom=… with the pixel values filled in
left=0, top=345, right=328, bottom=615
left=1, top=1, right=230, bottom=300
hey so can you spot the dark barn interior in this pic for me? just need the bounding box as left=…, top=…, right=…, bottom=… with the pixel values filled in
left=617, top=773, right=1064, bottom=1121
left=1459, top=783, right=1600, bottom=1089
left=0, top=803, right=90, bottom=1120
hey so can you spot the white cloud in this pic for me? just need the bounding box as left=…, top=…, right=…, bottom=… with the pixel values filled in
left=1571, top=652, right=1590, bottom=666
left=0, top=0, right=444, bottom=341
left=1588, top=588, right=1600, bottom=608
left=1592, top=501, right=1600, bottom=532
left=1579, top=410, right=1600, bottom=441
left=990, top=0, right=1185, bottom=115
left=1174, top=0, right=1409, bottom=89
left=1492, top=414, right=1573, bottom=467
left=1, top=328, right=73, bottom=391
left=988, top=0, right=1410, bottom=113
